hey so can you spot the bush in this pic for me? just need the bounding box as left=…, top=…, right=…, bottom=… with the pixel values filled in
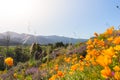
left=14, top=47, right=30, bottom=64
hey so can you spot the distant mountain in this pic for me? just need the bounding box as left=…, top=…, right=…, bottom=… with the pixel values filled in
left=0, top=31, right=87, bottom=45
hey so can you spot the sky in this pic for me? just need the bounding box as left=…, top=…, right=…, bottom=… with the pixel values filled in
left=0, top=0, right=120, bottom=39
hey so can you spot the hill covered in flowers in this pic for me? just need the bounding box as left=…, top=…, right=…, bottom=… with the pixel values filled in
left=0, top=27, right=120, bottom=80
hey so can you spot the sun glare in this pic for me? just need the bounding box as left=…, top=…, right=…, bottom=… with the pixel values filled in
left=0, top=0, right=34, bottom=32
left=0, top=0, right=61, bottom=33
left=0, top=0, right=32, bottom=18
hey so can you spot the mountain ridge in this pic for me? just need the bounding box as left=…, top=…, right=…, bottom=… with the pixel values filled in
left=0, top=31, right=88, bottom=45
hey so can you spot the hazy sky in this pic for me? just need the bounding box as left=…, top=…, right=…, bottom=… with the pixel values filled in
left=0, top=0, right=120, bottom=39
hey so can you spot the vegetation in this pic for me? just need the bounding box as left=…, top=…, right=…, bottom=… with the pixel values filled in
left=0, top=27, right=120, bottom=80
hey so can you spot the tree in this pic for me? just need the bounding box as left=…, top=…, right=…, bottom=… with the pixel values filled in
left=54, top=42, right=65, bottom=48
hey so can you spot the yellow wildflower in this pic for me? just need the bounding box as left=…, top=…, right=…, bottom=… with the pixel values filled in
left=114, top=72, right=120, bottom=80
left=4, top=57, right=13, bottom=66
left=55, top=64, right=58, bottom=71
left=101, top=67, right=112, bottom=78
left=64, top=57, right=71, bottom=63
left=103, top=47, right=115, bottom=57
left=96, top=55, right=112, bottom=67
left=107, top=37, right=113, bottom=42
left=57, top=71, right=64, bottom=77
left=113, top=36, right=120, bottom=45
left=87, top=45, right=94, bottom=50
left=86, top=39, right=92, bottom=45
left=97, top=40, right=105, bottom=47
left=79, top=66, right=84, bottom=71
left=71, top=64, right=79, bottom=71
left=105, top=27, right=114, bottom=35
left=114, top=45, right=120, bottom=51
left=49, top=74, right=57, bottom=80
left=113, top=66, right=120, bottom=72
left=91, top=61, right=97, bottom=66
left=80, top=55, right=84, bottom=59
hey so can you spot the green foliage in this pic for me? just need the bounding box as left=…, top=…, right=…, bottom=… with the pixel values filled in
left=6, top=49, right=15, bottom=58
left=25, top=76, right=32, bottom=80
left=14, top=47, right=30, bottom=64
left=0, top=55, right=5, bottom=70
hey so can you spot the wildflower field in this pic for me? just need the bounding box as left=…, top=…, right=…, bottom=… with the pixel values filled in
left=0, top=27, right=120, bottom=80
